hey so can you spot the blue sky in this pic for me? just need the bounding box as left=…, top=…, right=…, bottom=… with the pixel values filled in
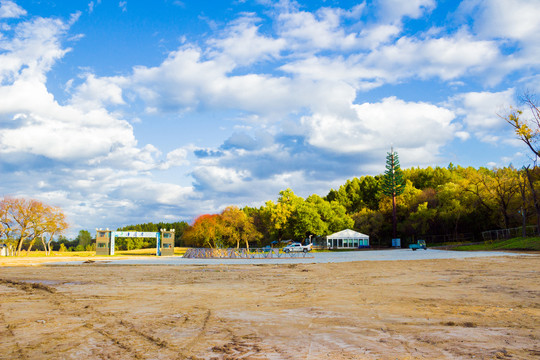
left=1, top=0, right=539, bottom=236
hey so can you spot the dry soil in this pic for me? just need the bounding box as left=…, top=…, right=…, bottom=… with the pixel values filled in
left=0, top=255, right=539, bottom=359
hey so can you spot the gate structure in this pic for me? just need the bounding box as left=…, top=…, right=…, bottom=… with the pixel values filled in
left=95, top=229, right=175, bottom=256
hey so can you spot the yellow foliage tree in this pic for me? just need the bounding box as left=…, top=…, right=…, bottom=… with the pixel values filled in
left=0, top=197, right=68, bottom=256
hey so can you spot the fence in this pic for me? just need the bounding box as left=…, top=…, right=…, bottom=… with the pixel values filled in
left=407, top=233, right=477, bottom=244
left=183, top=247, right=313, bottom=259
left=481, top=226, right=538, bottom=242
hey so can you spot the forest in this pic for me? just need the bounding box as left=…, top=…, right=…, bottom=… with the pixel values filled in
left=2, top=164, right=538, bottom=252
left=178, top=164, right=540, bottom=248
left=140, top=94, right=540, bottom=249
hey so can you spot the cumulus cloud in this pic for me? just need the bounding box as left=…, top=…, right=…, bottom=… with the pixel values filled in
left=207, top=15, right=286, bottom=66
left=69, top=74, right=126, bottom=110
left=276, top=6, right=361, bottom=52
left=0, top=74, right=136, bottom=162
left=0, top=5, right=200, bottom=233
left=464, top=0, right=540, bottom=41
left=458, top=0, right=540, bottom=75
left=0, top=17, right=70, bottom=83
left=360, top=32, right=500, bottom=82
left=376, top=0, right=436, bottom=23
left=0, top=0, right=26, bottom=19
left=302, top=97, right=457, bottom=166
left=2, top=0, right=538, bottom=233
left=449, top=89, right=515, bottom=143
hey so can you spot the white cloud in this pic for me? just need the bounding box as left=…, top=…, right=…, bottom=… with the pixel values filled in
left=455, top=131, right=470, bottom=141
left=0, top=17, right=70, bottom=83
left=0, top=76, right=136, bottom=162
left=376, top=0, right=436, bottom=23
left=302, top=97, right=457, bottom=166
left=277, top=6, right=362, bottom=52
left=119, top=1, right=127, bottom=13
left=280, top=56, right=383, bottom=90
left=361, top=32, right=500, bottom=82
left=458, top=0, right=540, bottom=76
left=128, top=45, right=359, bottom=117
left=69, top=74, right=126, bottom=110
left=207, top=15, right=286, bottom=66
left=130, top=47, right=232, bottom=111
left=0, top=0, right=26, bottom=19
left=466, top=0, right=540, bottom=41
left=162, top=147, right=189, bottom=169
left=450, top=89, right=515, bottom=142
left=87, top=1, right=102, bottom=14
left=192, top=165, right=252, bottom=194
left=2, top=0, right=539, bottom=233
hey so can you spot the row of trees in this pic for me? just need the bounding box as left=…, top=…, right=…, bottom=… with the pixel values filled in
left=0, top=197, right=68, bottom=255
left=178, top=92, right=540, bottom=249
left=176, top=163, right=540, bottom=249
left=329, top=165, right=540, bottom=244
left=182, top=206, right=261, bottom=248
left=116, top=221, right=189, bottom=250
left=5, top=162, right=537, bottom=253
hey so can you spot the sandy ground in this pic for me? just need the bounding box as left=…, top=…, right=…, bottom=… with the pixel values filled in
left=0, top=255, right=539, bottom=359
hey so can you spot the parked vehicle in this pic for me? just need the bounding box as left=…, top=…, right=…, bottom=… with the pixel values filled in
left=283, top=242, right=312, bottom=253
left=409, top=240, right=427, bottom=251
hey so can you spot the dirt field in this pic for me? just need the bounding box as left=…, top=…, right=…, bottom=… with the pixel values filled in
left=0, top=255, right=539, bottom=359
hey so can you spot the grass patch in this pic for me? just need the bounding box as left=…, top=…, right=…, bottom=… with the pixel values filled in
left=13, top=251, right=96, bottom=257
left=7, top=247, right=188, bottom=258
left=453, top=237, right=540, bottom=251
left=116, top=247, right=187, bottom=256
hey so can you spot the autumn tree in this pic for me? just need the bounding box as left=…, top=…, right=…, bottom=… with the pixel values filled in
left=182, top=214, right=225, bottom=248
left=39, top=205, right=68, bottom=255
left=504, top=93, right=540, bottom=158
left=221, top=206, right=261, bottom=249
left=381, top=148, right=405, bottom=238
left=261, top=188, right=300, bottom=241
left=480, top=167, right=519, bottom=229
left=0, top=197, right=68, bottom=256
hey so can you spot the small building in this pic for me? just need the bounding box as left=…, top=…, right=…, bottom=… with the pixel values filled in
left=326, top=229, right=369, bottom=249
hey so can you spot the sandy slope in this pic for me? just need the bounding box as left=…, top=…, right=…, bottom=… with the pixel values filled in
left=0, top=255, right=539, bottom=359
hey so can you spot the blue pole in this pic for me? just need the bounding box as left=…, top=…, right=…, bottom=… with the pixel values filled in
left=156, top=232, right=161, bottom=256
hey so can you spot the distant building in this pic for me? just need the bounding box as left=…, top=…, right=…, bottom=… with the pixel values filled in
left=326, top=229, right=369, bottom=249
left=1, top=243, right=14, bottom=256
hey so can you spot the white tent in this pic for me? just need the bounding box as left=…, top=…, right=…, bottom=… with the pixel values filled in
left=326, top=229, right=369, bottom=249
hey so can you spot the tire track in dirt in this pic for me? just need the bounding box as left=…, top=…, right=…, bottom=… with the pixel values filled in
left=0, top=278, right=189, bottom=359
left=208, top=325, right=269, bottom=359
left=182, top=308, right=211, bottom=355
left=0, top=296, right=28, bottom=360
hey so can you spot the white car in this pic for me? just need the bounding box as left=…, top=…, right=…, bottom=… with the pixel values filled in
left=283, top=242, right=312, bottom=253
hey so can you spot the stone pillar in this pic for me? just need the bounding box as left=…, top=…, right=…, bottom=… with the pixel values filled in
left=159, top=229, right=175, bottom=256
left=95, top=229, right=112, bottom=255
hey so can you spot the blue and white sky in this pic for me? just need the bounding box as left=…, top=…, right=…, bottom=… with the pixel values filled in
left=1, top=0, right=539, bottom=235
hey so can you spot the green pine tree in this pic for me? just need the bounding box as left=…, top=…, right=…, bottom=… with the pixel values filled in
left=382, top=148, right=405, bottom=239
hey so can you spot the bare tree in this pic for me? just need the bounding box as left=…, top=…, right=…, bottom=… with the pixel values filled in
left=504, top=92, right=540, bottom=158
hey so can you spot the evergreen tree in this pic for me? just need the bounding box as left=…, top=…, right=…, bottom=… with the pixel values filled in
left=382, top=148, right=405, bottom=239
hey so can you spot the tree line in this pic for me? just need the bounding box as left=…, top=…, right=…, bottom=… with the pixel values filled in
left=115, top=222, right=189, bottom=250
left=3, top=164, right=539, bottom=253
left=177, top=164, right=540, bottom=248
